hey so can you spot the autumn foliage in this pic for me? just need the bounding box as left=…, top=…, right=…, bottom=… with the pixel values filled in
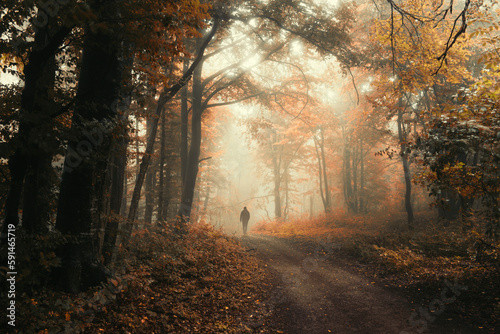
left=1, top=223, right=268, bottom=333
left=2, top=0, right=500, bottom=332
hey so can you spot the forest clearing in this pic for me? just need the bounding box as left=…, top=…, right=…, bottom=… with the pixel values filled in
left=1, top=0, right=500, bottom=333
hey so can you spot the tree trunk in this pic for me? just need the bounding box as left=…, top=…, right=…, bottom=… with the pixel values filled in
left=127, top=114, right=159, bottom=224
left=344, top=145, right=353, bottom=212
left=352, top=143, right=358, bottom=213
left=283, top=171, right=289, bottom=220
left=273, top=157, right=282, bottom=219
left=102, top=142, right=127, bottom=265
left=144, top=117, right=156, bottom=224
left=1, top=153, right=27, bottom=242
left=309, top=195, right=314, bottom=220
left=162, top=159, right=172, bottom=220
left=93, top=149, right=114, bottom=259
left=157, top=110, right=166, bottom=220
left=144, top=165, right=155, bottom=224
left=270, top=130, right=282, bottom=219
left=203, top=184, right=211, bottom=212
left=314, top=137, right=327, bottom=213
left=181, top=60, right=189, bottom=185
left=135, top=117, right=140, bottom=178
left=359, top=139, right=365, bottom=213
left=55, top=0, right=123, bottom=292
left=102, top=110, right=129, bottom=265
left=121, top=171, right=128, bottom=216
left=319, top=127, right=331, bottom=213
left=22, top=34, right=57, bottom=234
left=178, top=58, right=203, bottom=222
left=397, top=103, right=414, bottom=228
left=438, top=190, right=461, bottom=221
left=401, top=155, right=414, bottom=226
left=1, top=24, right=72, bottom=241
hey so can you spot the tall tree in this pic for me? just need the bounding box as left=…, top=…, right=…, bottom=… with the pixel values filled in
left=124, top=17, right=217, bottom=240
left=413, top=2, right=500, bottom=232
left=55, top=0, right=125, bottom=292
left=367, top=0, right=473, bottom=227
left=314, top=126, right=331, bottom=213
left=144, top=117, right=156, bottom=224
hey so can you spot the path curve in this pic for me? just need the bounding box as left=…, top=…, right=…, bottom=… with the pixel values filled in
left=242, top=235, right=470, bottom=334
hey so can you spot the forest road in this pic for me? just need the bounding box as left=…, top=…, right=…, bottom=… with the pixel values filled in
left=241, top=234, right=474, bottom=334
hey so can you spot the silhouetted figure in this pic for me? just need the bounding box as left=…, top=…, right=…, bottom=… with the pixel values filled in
left=240, top=207, right=250, bottom=235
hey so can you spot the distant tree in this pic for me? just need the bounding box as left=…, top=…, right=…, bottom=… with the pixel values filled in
left=172, top=0, right=358, bottom=223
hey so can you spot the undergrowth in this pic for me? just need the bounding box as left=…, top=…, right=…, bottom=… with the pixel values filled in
left=1, top=222, right=268, bottom=333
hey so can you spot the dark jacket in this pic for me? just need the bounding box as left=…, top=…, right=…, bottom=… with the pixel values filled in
left=240, top=208, right=250, bottom=223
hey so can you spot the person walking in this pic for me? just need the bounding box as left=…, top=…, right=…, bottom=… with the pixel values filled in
left=240, top=207, right=250, bottom=235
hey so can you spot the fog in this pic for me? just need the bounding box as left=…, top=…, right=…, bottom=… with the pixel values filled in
left=198, top=52, right=358, bottom=234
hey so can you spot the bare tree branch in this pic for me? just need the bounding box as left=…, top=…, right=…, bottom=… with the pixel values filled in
left=206, top=92, right=265, bottom=109
left=385, top=0, right=470, bottom=75
left=434, top=0, right=470, bottom=75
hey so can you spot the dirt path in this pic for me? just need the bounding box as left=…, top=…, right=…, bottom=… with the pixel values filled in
left=241, top=235, right=474, bottom=334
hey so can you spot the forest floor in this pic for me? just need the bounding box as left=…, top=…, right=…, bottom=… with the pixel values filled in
left=3, top=215, right=498, bottom=333
left=242, top=234, right=485, bottom=334
left=2, top=223, right=272, bottom=333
